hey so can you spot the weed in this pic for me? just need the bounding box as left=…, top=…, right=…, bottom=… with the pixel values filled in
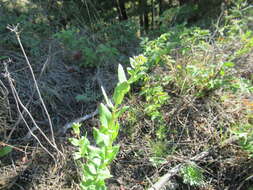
left=70, top=64, right=130, bottom=189
left=75, top=83, right=100, bottom=103
left=149, top=140, right=168, bottom=157
left=231, top=123, right=253, bottom=158
left=180, top=163, right=205, bottom=187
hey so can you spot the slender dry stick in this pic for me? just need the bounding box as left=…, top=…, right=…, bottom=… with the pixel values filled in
left=7, top=25, right=56, bottom=147
left=148, top=134, right=241, bottom=190
left=60, top=108, right=98, bottom=134
left=4, top=66, right=56, bottom=161
left=148, top=151, right=209, bottom=190
left=3, top=63, right=61, bottom=160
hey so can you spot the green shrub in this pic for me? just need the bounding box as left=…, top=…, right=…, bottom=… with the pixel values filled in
left=54, top=27, right=120, bottom=68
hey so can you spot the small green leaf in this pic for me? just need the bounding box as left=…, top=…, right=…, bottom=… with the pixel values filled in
left=80, top=180, right=95, bottom=189
left=113, top=82, right=130, bottom=106
left=97, top=167, right=112, bottom=180
left=105, top=145, right=120, bottom=164
left=69, top=138, right=80, bottom=146
left=84, top=163, right=97, bottom=175
left=73, top=152, right=81, bottom=160
left=92, top=157, right=102, bottom=167
left=0, top=146, right=12, bottom=157
left=99, top=103, right=112, bottom=127
left=93, top=128, right=111, bottom=147
left=72, top=122, right=81, bottom=136
left=87, top=145, right=102, bottom=158
left=118, top=64, right=127, bottom=83
left=79, top=136, right=90, bottom=156
left=223, top=61, right=234, bottom=68
left=111, top=121, right=120, bottom=141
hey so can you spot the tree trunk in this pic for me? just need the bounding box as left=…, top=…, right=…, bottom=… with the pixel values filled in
left=116, top=0, right=128, bottom=21
left=151, top=0, right=154, bottom=29
left=139, top=0, right=149, bottom=33
left=119, top=0, right=128, bottom=20
left=144, top=10, right=149, bottom=31
left=159, top=0, right=163, bottom=16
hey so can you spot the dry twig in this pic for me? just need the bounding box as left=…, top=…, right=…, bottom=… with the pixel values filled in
left=7, top=24, right=57, bottom=147
left=148, top=151, right=209, bottom=190
left=59, top=108, right=98, bottom=134
left=148, top=135, right=240, bottom=190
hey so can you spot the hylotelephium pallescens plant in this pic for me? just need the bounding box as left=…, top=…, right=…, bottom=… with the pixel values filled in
left=69, top=64, right=130, bottom=190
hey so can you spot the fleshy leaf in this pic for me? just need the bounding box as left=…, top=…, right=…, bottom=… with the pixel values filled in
left=69, top=138, right=80, bottom=146
left=111, top=121, right=120, bottom=141
left=113, top=82, right=130, bottom=106
left=106, top=145, right=120, bottom=164
left=72, top=122, right=81, bottom=136
left=93, top=127, right=111, bottom=147
left=99, top=103, right=112, bottom=127
left=83, top=163, right=97, bottom=175
left=118, top=64, right=127, bottom=83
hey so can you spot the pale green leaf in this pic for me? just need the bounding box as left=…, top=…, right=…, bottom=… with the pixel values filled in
left=73, top=152, right=81, bottom=160
left=69, top=138, right=80, bottom=146
left=72, top=122, right=81, bottom=136
left=223, top=61, right=235, bottom=68
left=97, top=167, right=112, bottom=180
left=118, top=64, right=127, bottom=83
left=105, top=145, right=119, bottom=164
left=101, top=86, right=113, bottom=108
left=87, top=145, right=102, bottom=158
left=93, top=127, right=111, bottom=147
left=112, top=82, right=130, bottom=106
left=99, top=103, right=112, bottom=127
left=83, top=163, right=97, bottom=175
left=111, top=121, right=120, bottom=141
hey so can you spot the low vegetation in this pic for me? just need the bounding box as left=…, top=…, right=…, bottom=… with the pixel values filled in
left=0, top=0, right=252, bottom=190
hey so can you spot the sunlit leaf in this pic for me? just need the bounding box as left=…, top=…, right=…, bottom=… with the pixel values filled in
left=93, top=128, right=111, bottom=147
left=118, top=64, right=127, bottom=83
left=223, top=61, right=235, bottom=68
left=99, top=103, right=112, bottom=127
left=113, top=82, right=130, bottom=106
left=101, top=86, right=113, bottom=108
left=97, top=167, right=112, bottom=180
left=83, top=163, right=97, bottom=175
left=105, top=145, right=119, bottom=164
left=69, top=138, right=80, bottom=146
left=72, top=122, right=81, bottom=136
left=111, top=121, right=120, bottom=141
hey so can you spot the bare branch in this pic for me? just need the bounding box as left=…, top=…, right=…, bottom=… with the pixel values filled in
left=7, top=24, right=61, bottom=156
